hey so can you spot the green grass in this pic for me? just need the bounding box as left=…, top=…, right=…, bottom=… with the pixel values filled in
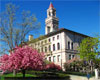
left=26, top=70, right=69, bottom=77
left=0, top=71, right=69, bottom=80
left=2, top=73, right=36, bottom=77
left=0, top=73, right=37, bottom=80
left=56, top=73, right=69, bottom=77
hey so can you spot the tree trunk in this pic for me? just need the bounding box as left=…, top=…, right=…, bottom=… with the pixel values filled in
left=13, top=70, right=16, bottom=76
left=22, top=69, right=25, bottom=78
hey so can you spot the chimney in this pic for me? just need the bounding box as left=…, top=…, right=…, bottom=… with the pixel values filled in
left=29, top=35, right=33, bottom=41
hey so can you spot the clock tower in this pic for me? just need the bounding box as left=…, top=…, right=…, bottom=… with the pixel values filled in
left=45, top=2, right=59, bottom=34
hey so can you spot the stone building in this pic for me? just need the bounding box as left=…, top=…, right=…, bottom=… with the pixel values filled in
left=28, top=3, right=88, bottom=69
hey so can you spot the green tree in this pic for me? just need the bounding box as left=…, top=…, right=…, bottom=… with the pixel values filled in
left=0, top=3, right=40, bottom=53
left=78, top=37, right=100, bottom=72
left=78, top=37, right=99, bottom=60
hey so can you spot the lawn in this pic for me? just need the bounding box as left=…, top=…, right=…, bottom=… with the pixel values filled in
left=0, top=72, right=37, bottom=80
left=0, top=70, right=69, bottom=80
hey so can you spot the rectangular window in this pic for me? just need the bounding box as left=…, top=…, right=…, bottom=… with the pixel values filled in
left=57, top=43, right=60, bottom=50
left=72, top=55, right=74, bottom=59
left=57, top=55, right=60, bottom=62
left=53, top=44, right=55, bottom=51
left=69, top=55, right=71, bottom=60
left=53, top=56, right=56, bottom=62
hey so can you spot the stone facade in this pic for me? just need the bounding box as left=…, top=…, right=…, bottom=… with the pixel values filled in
left=28, top=3, right=88, bottom=69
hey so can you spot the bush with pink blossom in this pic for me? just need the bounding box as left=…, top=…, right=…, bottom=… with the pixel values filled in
left=45, top=62, right=62, bottom=72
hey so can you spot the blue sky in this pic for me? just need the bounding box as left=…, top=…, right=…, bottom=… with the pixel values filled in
left=1, top=0, right=100, bottom=39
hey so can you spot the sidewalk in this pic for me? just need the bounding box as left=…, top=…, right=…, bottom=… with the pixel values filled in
left=70, top=75, right=100, bottom=80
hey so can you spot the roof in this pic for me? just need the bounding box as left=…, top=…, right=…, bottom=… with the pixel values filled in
left=27, top=28, right=90, bottom=44
left=49, top=2, right=54, bottom=8
left=45, top=28, right=89, bottom=38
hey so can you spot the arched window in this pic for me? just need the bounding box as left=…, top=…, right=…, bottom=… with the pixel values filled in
left=48, top=38, right=51, bottom=42
left=45, top=47, right=47, bottom=52
left=57, top=35, right=59, bottom=39
left=53, top=11, right=55, bottom=16
left=49, top=12, right=51, bottom=16
left=53, top=44, right=55, bottom=51
left=68, top=41, right=70, bottom=49
left=41, top=47, right=43, bottom=52
left=47, top=26, right=50, bottom=33
left=41, top=41, right=43, bottom=45
left=49, top=57, right=51, bottom=61
left=38, top=49, right=40, bottom=52
left=49, top=45, right=51, bottom=51
left=57, top=55, right=60, bottom=62
left=71, top=42, right=73, bottom=50
left=53, top=56, right=56, bottom=62
left=57, top=43, right=60, bottom=50
left=53, top=37, right=55, bottom=41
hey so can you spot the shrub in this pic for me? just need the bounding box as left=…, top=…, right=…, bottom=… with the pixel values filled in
left=45, top=62, right=62, bottom=72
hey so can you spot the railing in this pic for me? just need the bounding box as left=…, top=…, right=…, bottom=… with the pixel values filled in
left=65, top=49, right=79, bottom=53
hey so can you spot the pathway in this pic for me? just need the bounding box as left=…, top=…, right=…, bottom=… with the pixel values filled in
left=70, top=75, right=100, bottom=80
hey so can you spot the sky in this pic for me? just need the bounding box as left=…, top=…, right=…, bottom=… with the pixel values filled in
left=0, top=0, right=100, bottom=39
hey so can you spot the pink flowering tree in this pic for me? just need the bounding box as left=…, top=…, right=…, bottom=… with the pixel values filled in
left=0, top=46, right=45, bottom=77
left=45, top=62, right=62, bottom=71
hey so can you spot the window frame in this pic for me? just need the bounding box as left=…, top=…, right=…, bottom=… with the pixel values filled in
left=49, top=57, right=51, bottom=62
left=53, top=56, right=56, bottom=62
left=57, top=43, right=60, bottom=50
left=71, top=42, right=73, bottom=50
left=53, top=37, right=55, bottom=41
left=53, top=44, right=55, bottom=51
left=57, top=35, right=59, bottom=39
left=69, top=54, right=71, bottom=60
left=57, top=55, right=60, bottom=62
left=68, top=41, right=70, bottom=49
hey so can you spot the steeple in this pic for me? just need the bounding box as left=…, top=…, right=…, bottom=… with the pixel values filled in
left=45, top=2, right=59, bottom=34
left=49, top=2, right=54, bottom=8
